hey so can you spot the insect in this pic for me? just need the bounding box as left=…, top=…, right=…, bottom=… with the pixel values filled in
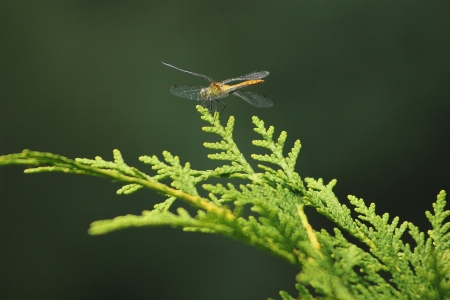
left=162, top=61, right=273, bottom=114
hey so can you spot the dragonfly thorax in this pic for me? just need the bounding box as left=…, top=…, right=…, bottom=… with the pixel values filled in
left=203, top=82, right=228, bottom=100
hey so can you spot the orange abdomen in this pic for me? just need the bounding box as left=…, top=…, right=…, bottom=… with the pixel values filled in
left=222, top=80, right=264, bottom=94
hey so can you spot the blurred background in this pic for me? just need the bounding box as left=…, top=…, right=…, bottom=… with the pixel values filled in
left=1, top=1, right=449, bottom=299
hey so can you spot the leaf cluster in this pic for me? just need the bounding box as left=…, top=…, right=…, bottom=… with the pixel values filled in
left=0, top=106, right=448, bottom=299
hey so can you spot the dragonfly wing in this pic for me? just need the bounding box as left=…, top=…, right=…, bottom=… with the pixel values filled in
left=231, top=90, right=273, bottom=107
left=221, top=71, right=269, bottom=84
left=170, top=85, right=205, bottom=101
left=162, top=61, right=215, bottom=83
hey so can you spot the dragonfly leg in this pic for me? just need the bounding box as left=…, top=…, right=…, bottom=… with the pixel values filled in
left=215, top=99, right=226, bottom=115
left=199, top=99, right=223, bottom=115
left=200, top=99, right=208, bottom=109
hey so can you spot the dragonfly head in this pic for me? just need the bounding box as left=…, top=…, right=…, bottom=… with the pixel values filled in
left=200, top=88, right=208, bottom=100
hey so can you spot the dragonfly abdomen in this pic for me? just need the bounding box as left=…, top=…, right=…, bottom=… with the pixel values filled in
left=222, top=79, right=264, bottom=94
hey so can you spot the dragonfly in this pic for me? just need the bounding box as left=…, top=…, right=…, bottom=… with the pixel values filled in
left=162, top=61, right=273, bottom=114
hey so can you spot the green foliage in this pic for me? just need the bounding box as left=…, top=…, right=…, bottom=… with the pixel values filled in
left=1, top=105, right=449, bottom=300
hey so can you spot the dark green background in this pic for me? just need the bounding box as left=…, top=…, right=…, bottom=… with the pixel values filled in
left=1, top=1, right=449, bottom=299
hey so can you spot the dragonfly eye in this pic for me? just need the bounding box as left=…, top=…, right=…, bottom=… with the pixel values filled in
left=200, top=88, right=208, bottom=100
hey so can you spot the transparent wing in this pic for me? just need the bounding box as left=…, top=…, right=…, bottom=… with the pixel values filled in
left=170, top=85, right=206, bottom=101
left=221, top=71, right=269, bottom=84
left=231, top=90, right=273, bottom=107
left=162, top=61, right=215, bottom=83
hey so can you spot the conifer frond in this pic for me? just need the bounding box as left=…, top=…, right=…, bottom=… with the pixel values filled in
left=88, top=207, right=234, bottom=236
left=1, top=108, right=449, bottom=300
left=424, top=190, right=450, bottom=298
left=304, top=177, right=450, bottom=299
left=117, top=184, right=143, bottom=194
left=198, top=106, right=257, bottom=180
left=251, top=116, right=305, bottom=193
